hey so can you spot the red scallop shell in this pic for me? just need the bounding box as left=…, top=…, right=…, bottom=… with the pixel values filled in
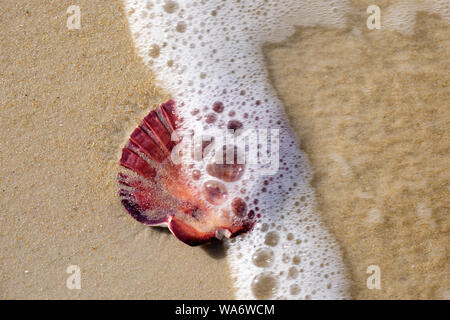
left=117, top=100, right=253, bottom=246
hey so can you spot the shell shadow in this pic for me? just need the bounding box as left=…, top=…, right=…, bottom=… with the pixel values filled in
left=201, top=240, right=228, bottom=260
left=152, top=227, right=171, bottom=235
left=152, top=227, right=227, bottom=259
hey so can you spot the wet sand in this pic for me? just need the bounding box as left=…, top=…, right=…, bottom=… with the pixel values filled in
left=1, top=1, right=448, bottom=299
left=265, top=11, right=449, bottom=299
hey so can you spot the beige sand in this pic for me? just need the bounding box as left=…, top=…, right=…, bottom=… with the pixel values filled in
left=0, top=0, right=233, bottom=299
left=1, top=1, right=448, bottom=299
left=264, top=11, right=449, bottom=299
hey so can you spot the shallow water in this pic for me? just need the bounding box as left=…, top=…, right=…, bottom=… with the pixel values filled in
left=264, top=9, right=449, bottom=298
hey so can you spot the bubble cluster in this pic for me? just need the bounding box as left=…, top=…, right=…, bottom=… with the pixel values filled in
left=382, top=0, right=449, bottom=35
left=124, top=0, right=448, bottom=300
left=124, top=0, right=352, bottom=300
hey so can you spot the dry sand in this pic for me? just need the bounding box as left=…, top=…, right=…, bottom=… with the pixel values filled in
left=0, top=0, right=233, bottom=299
left=0, top=0, right=448, bottom=299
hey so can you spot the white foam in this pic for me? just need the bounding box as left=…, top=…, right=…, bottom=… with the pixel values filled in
left=123, top=0, right=448, bottom=299
left=382, top=0, right=449, bottom=35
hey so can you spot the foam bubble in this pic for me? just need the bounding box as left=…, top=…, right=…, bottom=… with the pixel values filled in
left=252, top=247, right=275, bottom=268
left=123, top=0, right=448, bottom=299
left=251, top=271, right=279, bottom=299
left=124, top=0, right=352, bottom=300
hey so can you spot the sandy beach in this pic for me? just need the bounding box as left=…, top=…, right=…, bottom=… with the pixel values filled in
left=0, top=1, right=448, bottom=299
left=0, top=0, right=233, bottom=299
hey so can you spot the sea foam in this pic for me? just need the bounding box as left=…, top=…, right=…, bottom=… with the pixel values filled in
left=123, top=0, right=447, bottom=299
